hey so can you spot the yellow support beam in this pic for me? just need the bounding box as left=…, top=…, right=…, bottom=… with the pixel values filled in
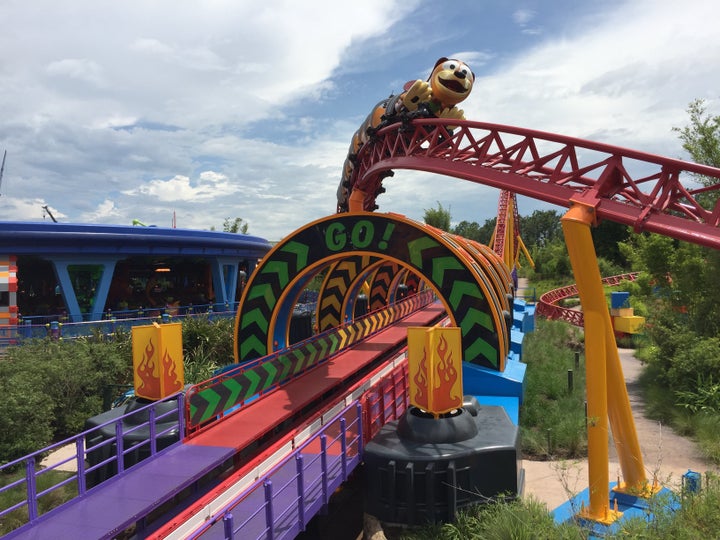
left=503, top=195, right=515, bottom=270
left=562, top=202, right=650, bottom=523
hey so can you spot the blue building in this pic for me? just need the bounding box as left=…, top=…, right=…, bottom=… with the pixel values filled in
left=0, top=222, right=272, bottom=326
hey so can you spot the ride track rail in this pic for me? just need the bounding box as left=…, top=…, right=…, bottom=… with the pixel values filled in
left=149, top=301, right=448, bottom=539
left=2, top=299, right=447, bottom=540
left=345, top=118, right=720, bottom=250
left=536, top=272, right=639, bottom=327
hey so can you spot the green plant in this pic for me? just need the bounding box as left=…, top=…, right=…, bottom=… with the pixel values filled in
left=0, top=469, right=76, bottom=535
left=0, top=334, right=132, bottom=462
left=181, top=315, right=235, bottom=372
left=395, top=475, right=720, bottom=539
left=675, top=375, right=720, bottom=414
left=520, top=319, right=587, bottom=459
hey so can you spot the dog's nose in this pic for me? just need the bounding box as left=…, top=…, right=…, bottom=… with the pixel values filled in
left=454, top=70, right=466, bottom=79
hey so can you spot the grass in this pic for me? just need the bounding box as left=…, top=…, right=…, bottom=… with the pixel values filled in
left=520, top=318, right=587, bottom=459
left=394, top=496, right=583, bottom=540
left=638, top=362, right=720, bottom=466
left=0, top=469, right=76, bottom=535
left=391, top=312, right=720, bottom=539
left=392, top=475, right=720, bottom=539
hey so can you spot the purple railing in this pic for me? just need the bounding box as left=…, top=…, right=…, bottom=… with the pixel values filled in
left=0, top=393, right=184, bottom=528
left=187, top=401, right=363, bottom=540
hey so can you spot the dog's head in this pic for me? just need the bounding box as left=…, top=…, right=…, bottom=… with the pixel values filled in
left=428, top=57, right=474, bottom=107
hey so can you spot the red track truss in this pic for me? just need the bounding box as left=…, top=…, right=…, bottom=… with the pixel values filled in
left=347, top=119, right=720, bottom=249
left=492, top=190, right=521, bottom=264
left=536, top=272, right=639, bottom=326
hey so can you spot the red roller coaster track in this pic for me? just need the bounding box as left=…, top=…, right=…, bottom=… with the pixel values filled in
left=344, top=118, right=720, bottom=250
left=536, top=272, right=639, bottom=326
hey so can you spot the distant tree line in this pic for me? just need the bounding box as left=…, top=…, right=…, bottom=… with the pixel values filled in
left=423, top=201, right=630, bottom=283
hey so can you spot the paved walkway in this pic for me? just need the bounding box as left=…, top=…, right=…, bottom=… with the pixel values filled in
left=523, top=348, right=717, bottom=510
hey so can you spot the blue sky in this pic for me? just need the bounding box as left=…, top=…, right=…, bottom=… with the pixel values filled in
left=1, top=0, right=718, bottom=240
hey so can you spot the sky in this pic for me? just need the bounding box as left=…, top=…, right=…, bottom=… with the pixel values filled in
left=1, top=0, right=719, bottom=241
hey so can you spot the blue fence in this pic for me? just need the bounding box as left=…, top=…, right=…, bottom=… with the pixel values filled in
left=6, top=296, right=320, bottom=346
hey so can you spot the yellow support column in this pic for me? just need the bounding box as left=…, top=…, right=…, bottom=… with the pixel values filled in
left=606, top=322, right=653, bottom=495
left=503, top=195, right=515, bottom=270
left=561, top=203, right=620, bottom=523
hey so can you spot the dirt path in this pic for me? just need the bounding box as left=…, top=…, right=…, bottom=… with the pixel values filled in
left=523, top=348, right=717, bottom=509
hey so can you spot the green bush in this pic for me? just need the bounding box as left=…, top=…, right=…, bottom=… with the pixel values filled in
left=0, top=334, right=133, bottom=462
left=181, top=315, right=235, bottom=373
left=0, top=316, right=234, bottom=464
left=0, top=469, right=76, bottom=534
left=0, top=372, right=54, bottom=463
left=397, top=476, right=720, bottom=539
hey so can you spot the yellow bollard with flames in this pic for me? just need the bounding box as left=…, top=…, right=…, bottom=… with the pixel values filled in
left=407, top=326, right=463, bottom=417
left=131, top=321, right=184, bottom=400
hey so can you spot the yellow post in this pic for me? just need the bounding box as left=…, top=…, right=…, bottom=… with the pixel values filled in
left=606, top=324, right=650, bottom=494
left=407, top=326, right=463, bottom=415
left=132, top=321, right=184, bottom=400
left=562, top=203, right=621, bottom=523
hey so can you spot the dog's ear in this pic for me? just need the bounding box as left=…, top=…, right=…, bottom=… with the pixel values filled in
left=427, top=57, right=448, bottom=80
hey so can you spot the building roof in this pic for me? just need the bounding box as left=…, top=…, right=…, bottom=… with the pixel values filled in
left=0, top=221, right=272, bottom=258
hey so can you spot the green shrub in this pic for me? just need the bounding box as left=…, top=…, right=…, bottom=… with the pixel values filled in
left=0, top=316, right=234, bottom=463
left=0, top=334, right=133, bottom=462
left=0, top=372, right=54, bottom=463
left=0, top=469, right=76, bottom=534
left=181, top=315, right=235, bottom=373
left=397, top=476, right=720, bottom=539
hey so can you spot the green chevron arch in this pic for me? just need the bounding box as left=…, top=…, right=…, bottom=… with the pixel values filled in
left=234, top=212, right=511, bottom=370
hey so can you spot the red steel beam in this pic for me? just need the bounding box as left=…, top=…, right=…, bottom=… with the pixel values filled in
left=345, top=119, right=720, bottom=249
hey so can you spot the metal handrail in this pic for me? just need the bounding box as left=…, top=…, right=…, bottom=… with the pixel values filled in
left=0, top=393, right=184, bottom=529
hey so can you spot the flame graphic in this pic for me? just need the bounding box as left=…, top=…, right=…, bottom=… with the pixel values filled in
left=137, top=338, right=160, bottom=397
left=162, top=348, right=183, bottom=393
left=432, top=334, right=460, bottom=411
left=413, top=348, right=428, bottom=409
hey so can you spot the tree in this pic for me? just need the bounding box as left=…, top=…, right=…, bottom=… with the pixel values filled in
left=592, top=219, right=631, bottom=266
left=624, top=99, right=720, bottom=414
left=452, top=220, right=482, bottom=241
left=673, top=99, right=720, bottom=207
left=674, top=98, right=720, bottom=169
left=519, top=210, right=562, bottom=249
left=221, top=217, right=249, bottom=234
left=423, top=202, right=451, bottom=231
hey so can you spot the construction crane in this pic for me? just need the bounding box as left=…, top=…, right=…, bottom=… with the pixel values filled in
left=42, top=205, right=58, bottom=223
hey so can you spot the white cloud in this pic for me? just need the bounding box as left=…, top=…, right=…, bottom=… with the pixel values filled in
left=1, top=0, right=719, bottom=241
left=46, top=58, right=105, bottom=86
left=124, top=172, right=238, bottom=202
left=466, top=0, right=720, bottom=153
left=80, top=199, right=122, bottom=221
